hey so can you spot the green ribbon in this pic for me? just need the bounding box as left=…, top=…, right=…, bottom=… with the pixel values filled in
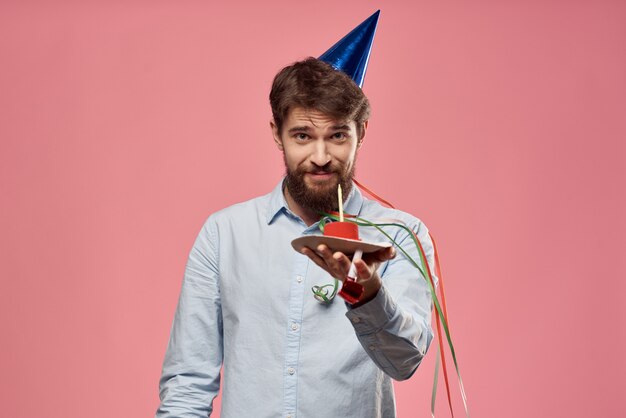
left=317, top=213, right=470, bottom=417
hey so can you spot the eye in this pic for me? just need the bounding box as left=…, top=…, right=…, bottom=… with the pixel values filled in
left=294, top=133, right=309, bottom=141
left=331, top=132, right=347, bottom=140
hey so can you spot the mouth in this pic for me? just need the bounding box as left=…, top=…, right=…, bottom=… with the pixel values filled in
left=306, top=171, right=336, bottom=181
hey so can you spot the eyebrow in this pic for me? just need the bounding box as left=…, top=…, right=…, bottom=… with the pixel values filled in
left=287, top=125, right=351, bottom=134
left=287, top=126, right=312, bottom=134
left=331, top=125, right=351, bottom=131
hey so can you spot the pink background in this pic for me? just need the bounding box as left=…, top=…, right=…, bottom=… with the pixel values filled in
left=1, top=1, right=624, bottom=417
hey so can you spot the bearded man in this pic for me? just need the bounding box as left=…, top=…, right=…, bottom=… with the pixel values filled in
left=156, top=54, right=436, bottom=417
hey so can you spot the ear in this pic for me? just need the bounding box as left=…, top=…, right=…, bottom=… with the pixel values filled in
left=270, top=119, right=284, bottom=151
left=357, top=120, right=369, bottom=149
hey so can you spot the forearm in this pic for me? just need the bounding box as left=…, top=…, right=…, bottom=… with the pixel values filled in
left=157, top=369, right=221, bottom=417
left=345, top=219, right=436, bottom=380
left=346, top=284, right=433, bottom=380
left=157, top=305, right=223, bottom=418
left=156, top=218, right=224, bottom=417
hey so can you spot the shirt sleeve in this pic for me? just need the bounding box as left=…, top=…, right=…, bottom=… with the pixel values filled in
left=156, top=217, right=223, bottom=417
left=344, top=219, right=437, bottom=381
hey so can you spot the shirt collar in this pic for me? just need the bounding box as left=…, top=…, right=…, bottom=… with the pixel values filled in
left=266, top=177, right=364, bottom=225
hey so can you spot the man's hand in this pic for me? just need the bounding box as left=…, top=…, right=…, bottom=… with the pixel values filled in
left=300, top=244, right=396, bottom=306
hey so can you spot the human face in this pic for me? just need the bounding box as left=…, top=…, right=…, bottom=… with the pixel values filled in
left=271, top=107, right=366, bottom=214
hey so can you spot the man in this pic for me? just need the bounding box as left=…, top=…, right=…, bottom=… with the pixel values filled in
left=156, top=12, right=437, bottom=417
left=155, top=57, right=437, bottom=417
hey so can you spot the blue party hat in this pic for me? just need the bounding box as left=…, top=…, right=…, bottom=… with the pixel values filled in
left=319, top=10, right=380, bottom=88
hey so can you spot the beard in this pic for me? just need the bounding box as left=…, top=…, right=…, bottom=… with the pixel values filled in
left=284, top=157, right=355, bottom=214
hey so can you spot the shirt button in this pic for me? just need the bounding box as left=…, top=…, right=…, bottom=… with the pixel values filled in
left=287, top=367, right=295, bottom=375
left=291, top=322, right=299, bottom=331
left=351, top=316, right=361, bottom=323
left=369, top=345, right=376, bottom=351
left=296, top=275, right=303, bottom=283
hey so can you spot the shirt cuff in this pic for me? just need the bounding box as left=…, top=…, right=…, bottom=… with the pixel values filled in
left=344, top=285, right=397, bottom=335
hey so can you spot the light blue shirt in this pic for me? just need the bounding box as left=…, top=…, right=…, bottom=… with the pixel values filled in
left=156, top=179, right=436, bottom=418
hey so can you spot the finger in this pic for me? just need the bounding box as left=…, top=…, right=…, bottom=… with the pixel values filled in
left=316, top=244, right=333, bottom=260
left=333, top=251, right=351, bottom=276
left=303, top=247, right=345, bottom=281
left=354, top=259, right=373, bottom=282
left=317, top=245, right=348, bottom=276
left=301, top=247, right=324, bottom=264
left=365, top=246, right=396, bottom=263
left=375, top=246, right=396, bottom=261
left=301, top=247, right=330, bottom=272
left=323, top=248, right=349, bottom=277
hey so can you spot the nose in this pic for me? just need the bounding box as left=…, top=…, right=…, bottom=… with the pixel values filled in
left=310, top=139, right=331, bottom=167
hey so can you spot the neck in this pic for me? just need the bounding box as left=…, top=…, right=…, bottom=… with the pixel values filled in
left=283, top=186, right=321, bottom=227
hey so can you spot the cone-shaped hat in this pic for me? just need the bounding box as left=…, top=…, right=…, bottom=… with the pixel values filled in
left=318, top=10, right=380, bottom=88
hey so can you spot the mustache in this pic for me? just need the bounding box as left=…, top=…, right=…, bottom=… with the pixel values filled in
left=302, top=163, right=340, bottom=175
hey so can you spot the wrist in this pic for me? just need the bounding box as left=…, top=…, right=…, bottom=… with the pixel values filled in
left=351, top=276, right=381, bottom=308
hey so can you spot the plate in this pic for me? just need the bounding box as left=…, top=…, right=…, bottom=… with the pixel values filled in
left=291, top=235, right=391, bottom=255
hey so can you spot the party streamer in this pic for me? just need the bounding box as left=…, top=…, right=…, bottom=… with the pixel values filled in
left=317, top=180, right=470, bottom=417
